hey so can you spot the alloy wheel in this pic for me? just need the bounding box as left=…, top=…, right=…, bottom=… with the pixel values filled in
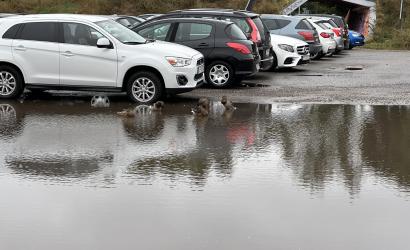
left=131, top=77, right=156, bottom=103
left=0, top=71, right=16, bottom=96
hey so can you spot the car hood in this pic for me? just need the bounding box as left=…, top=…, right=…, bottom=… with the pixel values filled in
left=141, top=40, right=202, bottom=59
left=270, top=34, right=308, bottom=46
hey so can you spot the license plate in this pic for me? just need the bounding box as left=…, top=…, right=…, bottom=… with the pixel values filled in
left=197, top=64, right=204, bottom=74
left=265, top=49, right=270, bottom=56
left=256, top=63, right=260, bottom=71
left=302, top=54, right=310, bottom=60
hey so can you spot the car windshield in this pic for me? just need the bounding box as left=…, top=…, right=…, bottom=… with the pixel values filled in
left=95, top=20, right=146, bottom=44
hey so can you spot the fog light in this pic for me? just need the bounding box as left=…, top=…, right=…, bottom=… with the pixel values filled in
left=176, top=75, right=188, bottom=86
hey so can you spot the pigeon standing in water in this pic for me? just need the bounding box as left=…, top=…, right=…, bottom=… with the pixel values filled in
left=151, top=101, right=165, bottom=112
left=117, top=109, right=136, bottom=118
left=192, top=97, right=210, bottom=117
left=221, top=96, right=236, bottom=111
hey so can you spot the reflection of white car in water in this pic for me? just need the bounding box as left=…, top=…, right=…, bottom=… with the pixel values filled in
left=0, top=102, right=198, bottom=176
left=269, top=34, right=310, bottom=70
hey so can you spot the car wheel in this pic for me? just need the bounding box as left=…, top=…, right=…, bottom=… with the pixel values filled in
left=206, top=61, right=234, bottom=88
left=0, top=66, right=24, bottom=99
left=126, top=71, right=163, bottom=104
left=267, top=51, right=278, bottom=72
left=311, top=52, right=323, bottom=60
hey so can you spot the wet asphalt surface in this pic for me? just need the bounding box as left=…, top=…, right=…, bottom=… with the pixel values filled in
left=184, top=48, right=410, bottom=105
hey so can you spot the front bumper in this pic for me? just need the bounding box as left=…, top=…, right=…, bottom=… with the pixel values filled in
left=276, top=46, right=310, bottom=68
left=163, top=54, right=204, bottom=93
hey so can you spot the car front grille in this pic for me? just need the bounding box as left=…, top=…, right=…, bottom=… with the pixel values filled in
left=297, top=45, right=310, bottom=55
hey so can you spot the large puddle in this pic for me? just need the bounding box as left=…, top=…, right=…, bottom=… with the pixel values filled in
left=0, top=96, right=409, bottom=250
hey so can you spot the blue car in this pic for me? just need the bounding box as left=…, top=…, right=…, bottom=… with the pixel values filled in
left=348, top=30, right=365, bottom=49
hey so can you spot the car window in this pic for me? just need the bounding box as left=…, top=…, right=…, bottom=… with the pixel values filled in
left=62, top=23, right=104, bottom=46
left=2, top=24, right=21, bottom=39
left=19, top=22, right=57, bottom=42
left=225, top=17, right=251, bottom=34
left=138, top=23, right=171, bottom=41
left=96, top=20, right=146, bottom=44
left=117, top=18, right=132, bottom=27
left=175, top=23, right=212, bottom=42
left=277, top=19, right=292, bottom=29
left=327, top=20, right=338, bottom=28
left=295, top=20, right=314, bottom=30
left=263, top=19, right=279, bottom=30
left=252, top=17, right=265, bottom=35
left=225, top=24, right=247, bottom=40
left=316, top=22, right=329, bottom=30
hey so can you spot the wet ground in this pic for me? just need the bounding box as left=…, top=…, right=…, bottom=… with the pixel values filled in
left=185, top=49, right=410, bottom=105
left=0, top=94, right=409, bottom=250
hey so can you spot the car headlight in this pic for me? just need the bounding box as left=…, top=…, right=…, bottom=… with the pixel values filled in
left=166, top=57, right=192, bottom=67
left=278, top=44, right=294, bottom=53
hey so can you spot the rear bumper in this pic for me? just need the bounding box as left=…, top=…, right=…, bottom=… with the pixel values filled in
left=258, top=46, right=274, bottom=71
left=308, top=43, right=322, bottom=55
left=235, top=57, right=260, bottom=76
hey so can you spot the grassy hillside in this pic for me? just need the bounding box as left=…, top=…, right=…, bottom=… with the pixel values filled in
left=367, top=0, right=410, bottom=50
left=0, top=0, right=288, bottom=15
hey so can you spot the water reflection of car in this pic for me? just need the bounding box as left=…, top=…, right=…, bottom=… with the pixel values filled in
left=348, top=30, right=365, bottom=49
left=0, top=100, right=199, bottom=179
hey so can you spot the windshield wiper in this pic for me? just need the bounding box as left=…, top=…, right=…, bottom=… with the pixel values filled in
left=145, top=39, right=156, bottom=43
left=123, top=41, right=146, bottom=45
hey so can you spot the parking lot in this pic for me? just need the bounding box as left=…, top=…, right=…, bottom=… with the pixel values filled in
left=184, top=48, right=410, bottom=105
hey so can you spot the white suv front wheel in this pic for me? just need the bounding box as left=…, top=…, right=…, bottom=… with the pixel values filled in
left=0, top=66, right=24, bottom=99
left=126, top=71, right=163, bottom=104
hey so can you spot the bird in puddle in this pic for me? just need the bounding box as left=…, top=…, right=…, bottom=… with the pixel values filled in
left=221, top=96, right=236, bottom=111
left=150, top=101, right=165, bottom=112
left=192, top=97, right=210, bottom=117
left=117, top=108, right=136, bottom=118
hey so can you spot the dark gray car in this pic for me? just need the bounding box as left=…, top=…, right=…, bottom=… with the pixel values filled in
left=261, top=14, right=322, bottom=59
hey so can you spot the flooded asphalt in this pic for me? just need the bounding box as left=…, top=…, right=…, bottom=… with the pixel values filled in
left=0, top=93, right=409, bottom=250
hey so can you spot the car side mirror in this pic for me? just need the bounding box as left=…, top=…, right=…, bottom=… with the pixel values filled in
left=97, top=38, right=113, bottom=49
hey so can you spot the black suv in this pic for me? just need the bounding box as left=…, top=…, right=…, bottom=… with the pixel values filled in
left=141, top=9, right=274, bottom=71
left=133, top=18, right=260, bottom=88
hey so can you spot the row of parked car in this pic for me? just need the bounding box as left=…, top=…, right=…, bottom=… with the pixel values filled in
left=0, top=9, right=365, bottom=104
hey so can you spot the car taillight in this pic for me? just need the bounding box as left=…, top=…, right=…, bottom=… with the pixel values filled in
left=320, top=32, right=331, bottom=38
left=246, top=18, right=261, bottom=44
left=297, top=31, right=314, bottom=42
left=332, top=28, right=341, bottom=37
left=226, top=42, right=251, bottom=55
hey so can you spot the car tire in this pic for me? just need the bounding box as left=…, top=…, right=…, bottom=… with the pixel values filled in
left=311, top=52, right=323, bottom=60
left=205, top=61, right=234, bottom=88
left=0, top=65, right=24, bottom=99
left=126, top=71, right=164, bottom=104
left=267, top=51, right=278, bottom=72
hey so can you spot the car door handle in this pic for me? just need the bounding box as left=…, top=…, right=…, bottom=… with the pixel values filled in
left=198, top=43, right=209, bottom=47
left=14, top=45, right=26, bottom=51
left=61, top=51, right=74, bottom=57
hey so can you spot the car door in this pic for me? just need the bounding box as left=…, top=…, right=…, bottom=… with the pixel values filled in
left=172, top=22, right=214, bottom=57
left=136, top=21, right=174, bottom=41
left=12, top=22, right=60, bottom=85
left=59, top=22, right=117, bottom=87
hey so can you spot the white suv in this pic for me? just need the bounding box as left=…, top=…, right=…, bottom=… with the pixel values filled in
left=0, top=14, right=204, bottom=103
